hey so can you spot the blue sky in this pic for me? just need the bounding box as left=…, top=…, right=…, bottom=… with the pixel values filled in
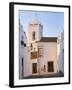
left=19, top=10, right=64, bottom=37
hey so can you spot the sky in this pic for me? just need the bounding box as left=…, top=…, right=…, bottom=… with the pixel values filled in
left=19, top=10, right=64, bottom=37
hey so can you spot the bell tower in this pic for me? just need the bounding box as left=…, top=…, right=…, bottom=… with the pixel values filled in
left=28, top=18, right=43, bottom=44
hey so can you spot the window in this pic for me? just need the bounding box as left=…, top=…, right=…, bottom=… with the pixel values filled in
left=32, top=63, right=37, bottom=73
left=31, top=43, right=33, bottom=47
left=32, top=32, right=35, bottom=40
left=47, top=61, right=54, bottom=72
left=38, top=48, right=43, bottom=57
left=31, top=52, right=37, bottom=59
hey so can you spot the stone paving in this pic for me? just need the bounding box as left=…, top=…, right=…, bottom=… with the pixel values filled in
left=22, top=71, right=64, bottom=79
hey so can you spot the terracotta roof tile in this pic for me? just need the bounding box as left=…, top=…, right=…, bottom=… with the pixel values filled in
left=38, top=37, right=57, bottom=42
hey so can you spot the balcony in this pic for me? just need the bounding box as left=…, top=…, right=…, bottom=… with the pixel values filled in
left=31, top=52, right=37, bottom=59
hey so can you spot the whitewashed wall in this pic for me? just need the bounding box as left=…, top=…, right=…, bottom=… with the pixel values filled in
left=19, top=25, right=25, bottom=79
left=37, top=42, right=57, bottom=74
left=19, top=24, right=33, bottom=78
left=24, top=47, right=32, bottom=77
left=57, top=32, right=64, bottom=74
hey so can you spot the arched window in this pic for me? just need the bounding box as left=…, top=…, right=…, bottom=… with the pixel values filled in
left=32, top=32, right=35, bottom=40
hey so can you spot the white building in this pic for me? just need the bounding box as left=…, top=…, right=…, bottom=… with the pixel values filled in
left=19, top=21, right=28, bottom=79
left=27, top=18, right=58, bottom=76
left=57, top=32, right=64, bottom=74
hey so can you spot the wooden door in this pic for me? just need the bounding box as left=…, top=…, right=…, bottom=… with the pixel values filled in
left=47, top=61, right=54, bottom=72
left=32, top=63, right=37, bottom=73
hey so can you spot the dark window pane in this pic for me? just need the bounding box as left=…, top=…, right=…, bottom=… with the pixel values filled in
left=32, top=32, right=35, bottom=40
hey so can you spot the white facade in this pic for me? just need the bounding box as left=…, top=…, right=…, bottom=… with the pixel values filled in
left=19, top=22, right=28, bottom=79
left=37, top=42, right=57, bottom=74
left=57, top=32, right=64, bottom=74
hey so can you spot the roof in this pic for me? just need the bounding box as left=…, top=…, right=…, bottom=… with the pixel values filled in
left=38, top=37, right=57, bottom=42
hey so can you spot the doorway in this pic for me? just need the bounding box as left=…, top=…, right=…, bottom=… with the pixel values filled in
left=47, top=61, right=54, bottom=72
left=32, top=63, right=37, bottom=73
